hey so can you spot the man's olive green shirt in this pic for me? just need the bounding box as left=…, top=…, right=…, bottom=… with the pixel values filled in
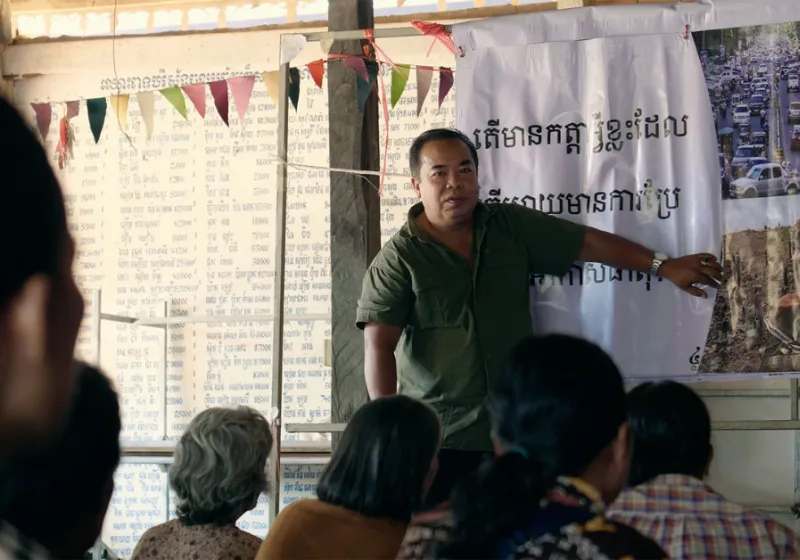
left=356, top=202, right=586, bottom=451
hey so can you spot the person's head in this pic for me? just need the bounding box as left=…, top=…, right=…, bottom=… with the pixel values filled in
left=170, top=406, right=273, bottom=526
left=0, top=362, right=121, bottom=557
left=0, top=99, right=84, bottom=453
left=626, top=381, right=713, bottom=487
left=409, top=129, right=480, bottom=229
left=441, top=334, right=630, bottom=558
left=316, top=395, right=441, bottom=522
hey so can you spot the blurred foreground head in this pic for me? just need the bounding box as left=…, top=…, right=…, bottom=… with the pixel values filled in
left=0, top=98, right=84, bottom=454
left=1, top=362, right=121, bottom=557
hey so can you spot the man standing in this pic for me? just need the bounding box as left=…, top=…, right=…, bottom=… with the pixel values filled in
left=356, top=128, right=722, bottom=507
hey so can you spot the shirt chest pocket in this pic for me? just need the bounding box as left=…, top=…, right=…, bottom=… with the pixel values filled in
left=481, top=246, right=528, bottom=290
left=411, top=274, right=467, bottom=330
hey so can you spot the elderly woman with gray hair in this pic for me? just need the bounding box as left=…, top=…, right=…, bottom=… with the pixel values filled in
left=131, top=406, right=273, bottom=560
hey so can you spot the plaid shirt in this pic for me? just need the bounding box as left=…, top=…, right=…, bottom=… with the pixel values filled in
left=0, top=521, right=50, bottom=560
left=606, top=474, right=799, bottom=560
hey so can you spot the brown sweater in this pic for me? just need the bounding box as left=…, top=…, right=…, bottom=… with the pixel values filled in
left=131, top=518, right=262, bottom=560
left=257, top=499, right=407, bottom=560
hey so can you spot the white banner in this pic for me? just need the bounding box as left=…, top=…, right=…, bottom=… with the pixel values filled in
left=454, top=33, right=723, bottom=379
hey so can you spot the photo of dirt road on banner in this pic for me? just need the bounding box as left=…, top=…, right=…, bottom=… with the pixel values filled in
left=695, top=22, right=800, bottom=374
left=700, top=224, right=800, bottom=373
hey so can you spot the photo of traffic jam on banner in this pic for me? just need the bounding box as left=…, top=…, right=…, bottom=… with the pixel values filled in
left=696, top=23, right=800, bottom=376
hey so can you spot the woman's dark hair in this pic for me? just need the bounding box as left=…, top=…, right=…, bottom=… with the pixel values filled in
left=409, top=128, right=479, bottom=179
left=626, top=381, right=711, bottom=487
left=316, top=395, right=440, bottom=522
left=440, top=334, right=627, bottom=559
left=0, top=362, right=121, bottom=547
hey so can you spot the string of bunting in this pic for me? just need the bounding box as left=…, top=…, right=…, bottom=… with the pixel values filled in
left=32, top=58, right=453, bottom=166
left=33, top=20, right=457, bottom=193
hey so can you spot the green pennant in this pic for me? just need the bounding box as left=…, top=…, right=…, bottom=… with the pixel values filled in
left=288, top=68, right=301, bottom=111
left=86, top=98, right=107, bottom=144
left=357, top=60, right=379, bottom=113
left=159, top=87, right=188, bottom=119
left=390, top=64, right=410, bottom=108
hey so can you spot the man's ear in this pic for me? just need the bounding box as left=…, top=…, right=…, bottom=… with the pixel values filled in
left=411, top=178, right=422, bottom=199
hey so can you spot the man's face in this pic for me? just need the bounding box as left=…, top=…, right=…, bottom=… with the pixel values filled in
left=0, top=232, right=84, bottom=453
left=411, top=138, right=479, bottom=226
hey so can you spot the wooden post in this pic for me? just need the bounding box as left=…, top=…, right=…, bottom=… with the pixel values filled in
left=327, top=0, right=381, bottom=448
left=0, top=0, right=13, bottom=101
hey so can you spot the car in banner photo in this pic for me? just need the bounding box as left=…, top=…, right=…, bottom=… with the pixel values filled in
left=752, top=131, right=768, bottom=151
left=730, top=163, right=800, bottom=198
left=789, top=102, right=800, bottom=124
left=792, top=126, right=800, bottom=151
left=789, top=74, right=800, bottom=92
left=749, top=95, right=766, bottom=115
left=733, top=104, right=751, bottom=125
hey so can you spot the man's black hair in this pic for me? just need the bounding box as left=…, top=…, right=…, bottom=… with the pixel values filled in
left=0, top=98, right=68, bottom=307
left=408, top=128, right=479, bottom=179
left=626, top=381, right=712, bottom=487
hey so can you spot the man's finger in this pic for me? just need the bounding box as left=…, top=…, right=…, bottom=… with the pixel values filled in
left=685, top=285, right=708, bottom=298
left=700, top=266, right=724, bottom=284
left=692, top=274, right=720, bottom=288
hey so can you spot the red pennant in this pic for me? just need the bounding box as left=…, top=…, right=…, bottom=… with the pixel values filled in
left=228, top=76, right=256, bottom=122
left=209, top=80, right=229, bottom=126
left=31, top=103, right=52, bottom=141
left=65, top=100, right=80, bottom=120
left=307, top=60, right=325, bottom=89
left=182, top=84, right=207, bottom=118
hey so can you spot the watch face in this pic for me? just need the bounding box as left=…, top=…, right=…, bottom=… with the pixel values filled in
left=655, top=252, right=668, bottom=261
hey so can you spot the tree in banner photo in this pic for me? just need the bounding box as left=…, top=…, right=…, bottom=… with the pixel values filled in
left=696, top=21, right=800, bottom=374
left=455, top=34, right=722, bottom=379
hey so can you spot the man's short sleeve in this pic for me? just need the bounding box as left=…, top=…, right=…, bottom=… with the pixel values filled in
left=504, top=204, right=586, bottom=276
left=356, top=244, right=412, bottom=330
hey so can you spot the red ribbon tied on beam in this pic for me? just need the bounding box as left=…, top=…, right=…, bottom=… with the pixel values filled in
left=410, top=20, right=457, bottom=57
left=363, top=28, right=400, bottom=196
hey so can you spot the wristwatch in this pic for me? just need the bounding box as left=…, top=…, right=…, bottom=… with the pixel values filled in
left=650, top=252, right=668, bottom=277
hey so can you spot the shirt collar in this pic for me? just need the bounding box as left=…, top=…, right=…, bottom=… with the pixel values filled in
left=399, top=201, right=493, bottom=241
left=634, top=473, right=708, bottom=492
left=555, top=476, right=606, bottom=512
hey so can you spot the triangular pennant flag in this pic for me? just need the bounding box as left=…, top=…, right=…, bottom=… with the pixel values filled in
left=228, top=75, right=255, bottom=122
left=137, top=91, right=156, bottom=140
left=86, top=98, right=107, bottom=144
left=160, top=87, right=188, bottom=119
left=288, top=68, right=301, bottom=111
left=31, top=103, right=52, bottom=141
left=307, top=60, right=325, bottom=89
left=390, top=64, right=410, bottom=108
left=344, top=55, right=369, bottom=82
left=261, top=71, right=281, bottom=104
left=65, top=100, right=80, bottom=120
left=438, top=68, right=454, bottom=108
left=182, top=84, right=206, bottom=118
left=110, top=94, right=130, bottom=130
left=320, top=37, right=334, bottom=55
left=416, top=66, right=433, bottom=116
left=209, top=80, right=229, bottom=126
left=357, top=60, right=379, bottom=113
